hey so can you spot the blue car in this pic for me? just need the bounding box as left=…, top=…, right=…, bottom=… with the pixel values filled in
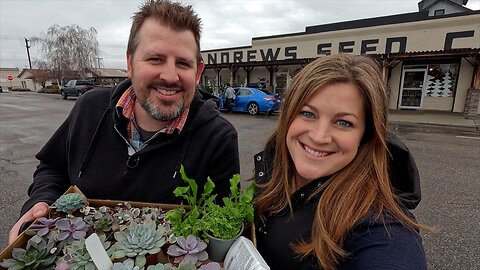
left=219, top=87, right=281, bottom=115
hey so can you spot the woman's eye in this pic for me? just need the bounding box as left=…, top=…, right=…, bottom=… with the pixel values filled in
left=300, top=111, right=315, bottom=119
left=337, top=120, right=352, bottom=128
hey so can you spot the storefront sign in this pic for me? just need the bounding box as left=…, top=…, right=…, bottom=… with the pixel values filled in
left=204, top=29, right=476, bottom=65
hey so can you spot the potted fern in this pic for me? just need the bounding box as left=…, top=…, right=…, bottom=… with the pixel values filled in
left=166, top=166, right=255, bottom=262
left=201, top=175, right=255, bottom=262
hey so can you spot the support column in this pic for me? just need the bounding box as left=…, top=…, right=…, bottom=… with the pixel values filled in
left=265, top=65, right=278, bottom=90
left=229, top=65, right=239, bottom=85
left=242, top=66, right=254, bottom=85
left=214, top=66, right=222, bottom=92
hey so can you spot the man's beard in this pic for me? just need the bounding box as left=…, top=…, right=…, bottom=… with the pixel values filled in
left=140, top=96, right=185, bottom=122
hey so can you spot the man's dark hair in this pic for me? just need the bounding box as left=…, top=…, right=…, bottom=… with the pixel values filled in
left=127, top=0, right=202, bottom=61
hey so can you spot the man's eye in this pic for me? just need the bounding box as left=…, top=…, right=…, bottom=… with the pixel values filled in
left=300, top=111, right=315, bottom=119
left=178, top=61, right=191, bottom=68
left=337, top=120, right=352, bottom=128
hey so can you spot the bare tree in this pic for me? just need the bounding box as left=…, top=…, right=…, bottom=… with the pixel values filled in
left=31, top=24, right=101, bottom=86
left=31, top=60, right=52, bottom=88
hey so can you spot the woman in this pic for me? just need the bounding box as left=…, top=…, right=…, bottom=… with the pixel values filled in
left=254, top=54, right=428, bottom=270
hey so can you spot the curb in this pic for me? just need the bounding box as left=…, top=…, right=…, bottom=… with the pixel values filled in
left=389, top=121, right=480, bottom=134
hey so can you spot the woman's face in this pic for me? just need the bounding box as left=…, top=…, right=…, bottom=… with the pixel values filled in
left=286, top=82, right=366, bottom=186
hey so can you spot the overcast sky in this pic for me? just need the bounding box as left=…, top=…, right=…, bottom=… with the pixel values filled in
left=1, top=0, right=479, bottom=69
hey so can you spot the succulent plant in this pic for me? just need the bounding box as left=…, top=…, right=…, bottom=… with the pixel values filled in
left=0, top=235, right=59, bottom=270
left=167, top=235, right=208, bottom=265
left=111, top=220, right=167, bottom=268
left=112, top=259, right=140, bottom=270
left=141, top=207, right=168, bottom=223
left=55, top=217, right=88, bottom=244
left=55, top=261, right=70, bottom=270
left=82, top=206, right=116, bottom=235
left=27, top=217, right=60, bottom=238
left=146, top=261, right=197, bottom=270
left=146, top=262, right=221, bottom=270
left=56, top=235, right=111, bottom=270
left=54, top=193, right=87, bottom=214
left=198, top=262, right=222, bottom=270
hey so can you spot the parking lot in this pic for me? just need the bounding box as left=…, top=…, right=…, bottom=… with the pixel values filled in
left=1, top=91, right=479, bottom=269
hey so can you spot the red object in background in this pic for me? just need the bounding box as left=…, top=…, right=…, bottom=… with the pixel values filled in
left=7, top=74, right=13, bottom=81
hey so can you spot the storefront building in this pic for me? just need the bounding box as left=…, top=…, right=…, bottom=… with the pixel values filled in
left=200, top=0, right=480, bottom=117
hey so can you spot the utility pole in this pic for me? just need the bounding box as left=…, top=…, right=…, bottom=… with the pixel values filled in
left=24, top=38, right=32, bottom=69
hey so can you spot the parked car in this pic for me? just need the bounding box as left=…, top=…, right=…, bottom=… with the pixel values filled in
left=219, top=87, right=281, bottom=115
left=246, top=82, right=266, bottom=89
left=60, top=80, right=95, bottom=99
left=198, top=88, right=221, bottom=108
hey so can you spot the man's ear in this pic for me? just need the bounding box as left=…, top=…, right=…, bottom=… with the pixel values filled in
left=127, top=53, right=133, bottom=78
left=195, top=60, right=205, bottom=85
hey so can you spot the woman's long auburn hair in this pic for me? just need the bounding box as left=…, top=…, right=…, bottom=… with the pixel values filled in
left=256, top=54, right=425, bottom=270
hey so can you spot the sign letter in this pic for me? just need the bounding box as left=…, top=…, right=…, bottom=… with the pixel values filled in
left=385, top=37, right=407, bottom=54
left=285, top=46, right=297, bottom=59
left=221, top=52, right=229, bottom=64
left=339, top=41, right=355, bottom=53
left=317, top=43, right=332, bottom=55
left=207, top=53, right=217, bottom=65
left=233, top=51, right=243, bottom=63
left=444, top=30, right=474, bottom=50
left=361, top=39, right=379, bottom=55
left=247, top=50, right=257, bottom=62
left=260, top=48, right=281, bottom=61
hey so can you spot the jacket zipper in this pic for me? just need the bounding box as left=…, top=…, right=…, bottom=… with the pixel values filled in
left=114, top=124, right=136, bottom=156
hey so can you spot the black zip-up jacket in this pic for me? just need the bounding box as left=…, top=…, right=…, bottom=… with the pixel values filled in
left=21, top=79, right=240, bottom=215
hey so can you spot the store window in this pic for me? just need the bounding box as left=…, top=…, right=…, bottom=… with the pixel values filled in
left=425, top=63, right=459, bottom=98
left=434, top=9, right=445, bottom=15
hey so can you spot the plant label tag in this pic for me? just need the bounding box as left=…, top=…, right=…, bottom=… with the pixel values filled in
left=224, top=236, right=270, bottom=270
left=85, top=233, right=113, bottom=270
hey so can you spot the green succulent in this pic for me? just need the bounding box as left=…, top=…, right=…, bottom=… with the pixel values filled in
left=111, top=220, right=167, bottom=268
left=54, top=193, right=87, bottom=214
left=146, top=261, right=197, bottom=270
left=112, top=259, right=140, bottom=270
left=58, top=235, right=111, bottom=270
left=0, top=235, right=58, bottom=270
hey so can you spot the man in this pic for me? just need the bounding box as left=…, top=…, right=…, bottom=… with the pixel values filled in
left=9, top=0, right=240, bottom=243
left=224, top=83, right=236, bottom=110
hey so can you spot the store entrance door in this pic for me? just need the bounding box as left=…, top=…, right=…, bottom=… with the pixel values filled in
left=399, top=68, right=427, bottom=109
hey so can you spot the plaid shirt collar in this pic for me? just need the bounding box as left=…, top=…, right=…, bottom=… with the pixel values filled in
left=116, top=86, right=189, bottom=149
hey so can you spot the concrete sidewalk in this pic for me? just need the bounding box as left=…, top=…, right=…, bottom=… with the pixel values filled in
left=388, top=110, right=480, bottom=132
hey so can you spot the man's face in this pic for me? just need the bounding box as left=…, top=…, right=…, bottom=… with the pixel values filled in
left=127, top=18, right=204, bottom=122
